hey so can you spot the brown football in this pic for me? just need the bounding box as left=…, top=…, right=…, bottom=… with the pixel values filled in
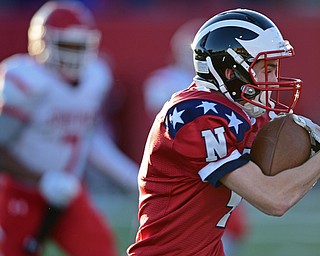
left=251, top=114, right=311, bottom=176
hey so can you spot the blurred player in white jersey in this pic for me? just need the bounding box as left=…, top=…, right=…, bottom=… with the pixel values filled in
left=143, top=19, right=248, bottom=256
left=0, top=1, right=138, bottom=255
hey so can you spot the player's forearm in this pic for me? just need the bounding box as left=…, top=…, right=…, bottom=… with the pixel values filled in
left=223, top=154, right=320, bottom=216
left=89, top=126, right=139, bottom=192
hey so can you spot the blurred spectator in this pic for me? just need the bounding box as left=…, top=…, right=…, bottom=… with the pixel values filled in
left=0, top=1, right=137, bottom=255
left=142, top=18, right=249, bottom=256
left=143, top=19, right=199, bottom=119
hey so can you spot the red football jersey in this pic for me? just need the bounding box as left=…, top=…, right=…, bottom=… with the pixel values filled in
left=128, top=83, right=270, bottom=256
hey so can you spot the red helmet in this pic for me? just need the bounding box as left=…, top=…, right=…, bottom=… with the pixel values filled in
left=28, top=1, right=101, bottom=82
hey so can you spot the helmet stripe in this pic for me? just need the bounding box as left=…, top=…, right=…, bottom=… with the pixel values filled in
left=193, top=19, right=265, bottom=47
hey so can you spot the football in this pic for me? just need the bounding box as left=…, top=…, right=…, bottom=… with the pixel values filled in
left=250, top=114, right=311, bottom=176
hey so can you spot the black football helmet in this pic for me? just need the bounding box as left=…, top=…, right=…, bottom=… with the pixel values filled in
left=191, top=9, right=302, bottom=117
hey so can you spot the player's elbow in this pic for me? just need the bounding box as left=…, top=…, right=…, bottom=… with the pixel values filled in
left=263, top=199, right=291, bottom=217
left=256, top=196, right=291, bottom=217
left=267, top=206, right=287, bottom=217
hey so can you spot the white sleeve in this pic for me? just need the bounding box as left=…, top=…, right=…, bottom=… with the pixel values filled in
left=88, top=123, right=139, bottom=192
left=0, top=58, right=43, bottom=123
left=144, top=71, right=169, bottom=116
left=0, top=57, right=43, bottom=145
left=0, top=114, right=24, bottom=145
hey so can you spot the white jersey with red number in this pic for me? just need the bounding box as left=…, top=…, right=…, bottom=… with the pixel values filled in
left=128, top=83, right=271, bottom=256
left=0, top=54, right=112, bottom=177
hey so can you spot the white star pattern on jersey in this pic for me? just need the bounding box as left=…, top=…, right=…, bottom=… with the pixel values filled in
left=196, top=101, right=218, bottom=114
left=170, top=107, right=185, bottom=129
left=165, top=98, right=249, bottom=142
left=226, top=112, right=243, bottom=134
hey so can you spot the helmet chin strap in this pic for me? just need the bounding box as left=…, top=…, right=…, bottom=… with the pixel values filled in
left=205, top=56, right=260, bottom=117
left=226, top=48, right=250, bottom=71
left=199, top=56, right=272, bottom=118
left=237, top=91, right=275, bottom=118
left=206, top=57, right=235, bottom=102
left=237, top=101, right=265, bottom=118
left=207, top=50, right=276, bottom=118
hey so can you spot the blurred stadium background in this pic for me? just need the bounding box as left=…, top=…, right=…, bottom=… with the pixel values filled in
left=0, top=0, right=319, bottom=255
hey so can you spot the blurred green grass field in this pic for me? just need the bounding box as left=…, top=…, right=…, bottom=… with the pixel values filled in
left=238, top=188, right=320, bottom=256
left=43, top=186, right=320, bottom=256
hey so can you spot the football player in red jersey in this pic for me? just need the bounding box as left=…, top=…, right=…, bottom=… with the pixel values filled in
left=142, top=18, right=249, bottom=256
left=127, top=9, right=320, bottom=256
left=0, top=1, right=138, bottom=255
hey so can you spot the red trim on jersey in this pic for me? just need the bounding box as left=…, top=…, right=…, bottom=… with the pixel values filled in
left=1, top=104, right=29, bottom=123
left=6, top=72, right=33, bottom=96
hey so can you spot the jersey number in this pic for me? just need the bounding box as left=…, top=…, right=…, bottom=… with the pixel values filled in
left=62, top=134, right=80, bottom=172
left=217, top=191, right=242, bottom=228
left=201, top=127, right=241, bottom=227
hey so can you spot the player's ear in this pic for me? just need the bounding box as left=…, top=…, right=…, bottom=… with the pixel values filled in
left=225, top=68, right=235, bottom=80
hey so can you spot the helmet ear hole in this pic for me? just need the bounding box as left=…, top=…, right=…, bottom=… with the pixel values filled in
left=233, top=68, right=252, bottom=84
left=224, top=68, right=235, bottom=80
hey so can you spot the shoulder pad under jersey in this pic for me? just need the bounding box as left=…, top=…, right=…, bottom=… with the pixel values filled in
left=0, top=54, right=48, bottom=120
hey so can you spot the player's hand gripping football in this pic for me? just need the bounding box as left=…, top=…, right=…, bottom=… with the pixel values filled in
left=292, top=114, right=320, bottom=157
